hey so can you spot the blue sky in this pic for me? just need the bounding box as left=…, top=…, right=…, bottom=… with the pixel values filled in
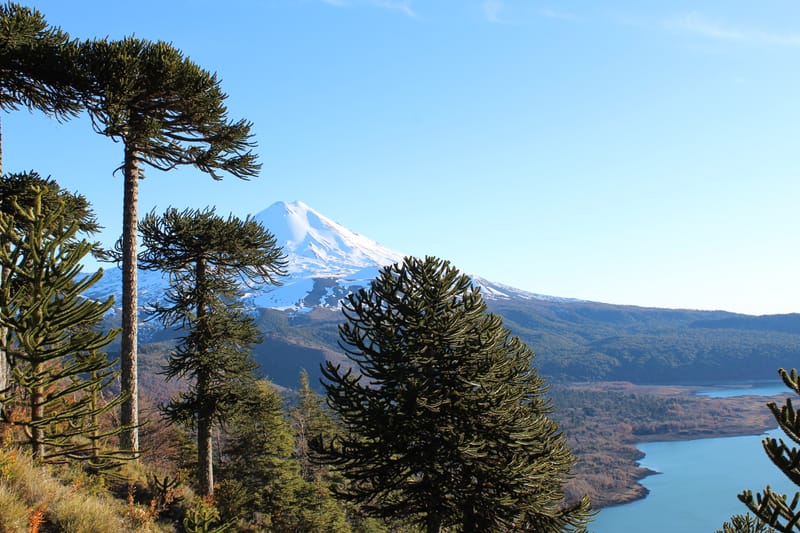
left=6, top=1, right=800, bottom=315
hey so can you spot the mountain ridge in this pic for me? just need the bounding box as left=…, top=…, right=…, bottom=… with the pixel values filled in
left=85, top=200, right=584, bottom=312
left=82, top=200, right=800, bottom=390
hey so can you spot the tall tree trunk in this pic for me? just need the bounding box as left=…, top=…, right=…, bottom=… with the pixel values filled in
left=195, top=257, right=214, bottom=496
left=0, top=112, right=8, bottom=397
left=425, top=486, right=442, bottom=533
left=31, top=367, right=44, bottom=460
left=426, top=513, right=442, bottom=533
left=119, top=144, right=139, bottom=454
left=197, top=378, right=214, bottom=497
left=462, top=499, right=477, bottom=533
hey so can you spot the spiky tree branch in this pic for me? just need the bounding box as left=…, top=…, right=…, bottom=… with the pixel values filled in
left=740, top=368, right=800, bottom=532
left=139, top=207, right=285, bottom=496
left=317, top=256, right=592, bottom=533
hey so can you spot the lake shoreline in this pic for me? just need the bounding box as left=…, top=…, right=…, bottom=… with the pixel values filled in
left=553, top=381, right=785, bottom=509
left=591, top=427, right=795, bottom=533
left=612, top=423, right=779, bottom=509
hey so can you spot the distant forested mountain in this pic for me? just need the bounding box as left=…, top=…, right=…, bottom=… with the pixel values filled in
left=90, top=200, right=799, bottom=394
left=232, top=299, right=800, bottom=390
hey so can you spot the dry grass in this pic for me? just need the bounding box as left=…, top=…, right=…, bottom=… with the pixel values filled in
left=0, top=447, right=177, bottom=532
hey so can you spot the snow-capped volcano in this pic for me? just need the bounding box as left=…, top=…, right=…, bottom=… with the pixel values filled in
left=83, top=200, right=571, bottom=312
left=253, top=200, right=405, bottom=278
left=84, top=201, right=408, bottom=311
left=249, top=201, right=406, bottom=309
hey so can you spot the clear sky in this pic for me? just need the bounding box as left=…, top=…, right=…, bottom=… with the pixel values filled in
left=6, top=1, right=800, bottom=315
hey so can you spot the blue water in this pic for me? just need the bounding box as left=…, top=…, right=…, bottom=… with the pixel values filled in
left=590, top=428, right=796, bottom=533
left=696, top=383, right=788, bottom=398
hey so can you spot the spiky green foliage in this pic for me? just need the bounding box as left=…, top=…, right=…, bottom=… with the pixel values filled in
left=739, top=368, right=800, bottom=532
left=183, top=498, right=231, bottom=533
left=77, top=36, right=261, bottom=453
left=0, top=182, right=121, bottom=463
left=318, top=256, right=592, bottom=533
left=0, top=171, right=101, bottom=241
left=0, top=0, right=84, bottom=398
left=716, top=514, right=777, bottom=533
left=139, top=207, right=285, bottom=496
left=0, top=2, right=79, bottom=117
left=220, top=379, right=351, bottom=532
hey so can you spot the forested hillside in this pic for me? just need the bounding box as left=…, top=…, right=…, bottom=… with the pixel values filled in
left=198, top=296, right=800, bottom=389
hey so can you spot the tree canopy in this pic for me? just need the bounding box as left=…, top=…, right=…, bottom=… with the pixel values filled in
left=77, top=35, right=261, bottom=453
left=318, top=256, right=592, bottom=532
left=0, top=2, right=81, bottom=121
left=78, top=36, right=258, bottom=180
left=139, top=206, right=285, bottom=496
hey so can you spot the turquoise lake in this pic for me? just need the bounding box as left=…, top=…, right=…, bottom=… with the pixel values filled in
left=591, top=383, right=796, bottom=533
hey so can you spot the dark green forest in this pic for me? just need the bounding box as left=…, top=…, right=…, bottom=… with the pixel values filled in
left=203, top=299, right=800, bottom=390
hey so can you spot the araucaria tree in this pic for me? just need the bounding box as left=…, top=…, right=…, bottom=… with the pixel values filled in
left=715, top=514, right=777, bottom=533
left=739, top=368, right=800, bottom=532
left=0, top=1, right=82, bottom=394
left=319, top=256, right=592, bottom=533
left=138, top=207, right=285, bottom=497
left=0, top=180, right=120, bottom=462
left=78, top=37, right=260, bottom=453
left=0, top=2, right=81, bottom=171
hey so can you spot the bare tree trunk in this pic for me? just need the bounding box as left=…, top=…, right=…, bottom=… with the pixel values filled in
left=31, top=368, right=44, bottom=460
left=197, top=385, right=214, bottom=497
left=195, top=256, right=214, bottom=496
left=119, top=144, right=139, bottom=454
left=0, top=112, right=8, bottom=397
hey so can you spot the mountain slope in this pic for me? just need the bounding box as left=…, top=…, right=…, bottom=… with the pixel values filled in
left=85, top=200, right=570, bottom=311
left=83, top=200, right=800, bottom=391
left=253, top=200, right=405, bottom=277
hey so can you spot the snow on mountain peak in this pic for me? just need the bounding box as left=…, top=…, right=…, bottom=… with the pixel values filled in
left=84, top=201, right=570, bottom=312
left=254, top=200, right=405, bottom=278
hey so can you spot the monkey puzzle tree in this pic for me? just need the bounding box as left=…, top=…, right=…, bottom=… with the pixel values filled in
left=738, top=368, right=800, bottom=532
left=0, top=1, right=81, bottom=172
left=78, top=37, right=260, bottom=453
left=0, top=172, right=102, bottom=397
left=0, top=182, right=120, bottom=462
left=0, top=2, right=82, bottom=394
left=318, top=256, right=592, bottom=533
left=139, top=207, right=285, bottom=497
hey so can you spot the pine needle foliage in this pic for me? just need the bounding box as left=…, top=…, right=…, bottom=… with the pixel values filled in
left=0, top=181, right=122, bottom=463
left=291, top=369, right=341, bottom=483
left=739, top=368, right=800, bottom=532
left=318, top=256, right=592, bottom=533
left=138, top=207, right=286, bottom=497
left=220, top=379, right=351, bottom=531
